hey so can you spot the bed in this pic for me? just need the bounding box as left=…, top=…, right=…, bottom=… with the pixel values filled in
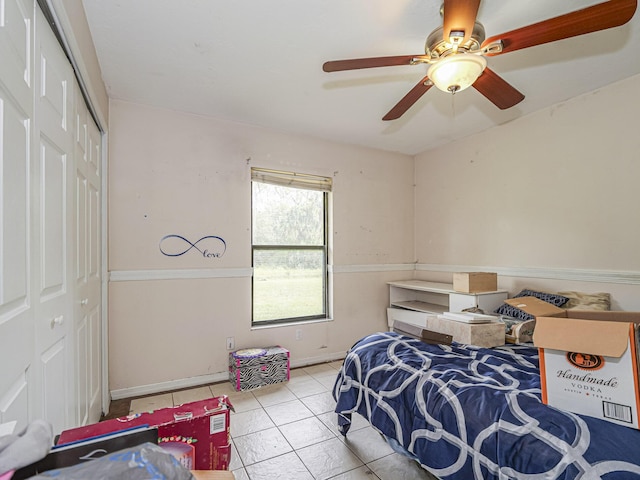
left=333, top=332, right=640, bottom=479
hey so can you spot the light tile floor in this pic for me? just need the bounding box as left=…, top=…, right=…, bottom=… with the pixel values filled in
left=129, top=361, right=437, bottom=480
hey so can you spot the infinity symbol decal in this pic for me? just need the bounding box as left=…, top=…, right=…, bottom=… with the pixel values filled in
left=159, top=235, right=227, bottom=258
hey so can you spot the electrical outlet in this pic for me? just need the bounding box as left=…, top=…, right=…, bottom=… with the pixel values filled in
left=226, top=337, right=234, bottom=350
left=295, top=329, right=302, bottom=341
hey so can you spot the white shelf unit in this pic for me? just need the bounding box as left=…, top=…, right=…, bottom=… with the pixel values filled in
left=387, top=280, right=508, bottom=329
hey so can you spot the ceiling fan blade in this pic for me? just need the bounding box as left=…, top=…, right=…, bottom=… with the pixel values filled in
left=473, top=68, right=525, bottom=110
left=382, top=75, right=433, bottom=121
left=482, top=0, right=637, bottom=55
left=442, top=0, right=481, bottom=45
left=323, top=55, right=429, bottom=72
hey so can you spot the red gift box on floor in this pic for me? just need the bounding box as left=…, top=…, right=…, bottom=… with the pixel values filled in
left=57, top=396, right=233, bottom=470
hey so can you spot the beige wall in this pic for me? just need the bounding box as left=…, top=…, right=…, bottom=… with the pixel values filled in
left=108, top=72, right=640, bottom=396
left=414, top=73, right=640, bottom=310
left=107, top=100, right=415, bottom=393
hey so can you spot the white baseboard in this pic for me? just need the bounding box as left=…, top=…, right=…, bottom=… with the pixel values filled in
left=110, top=372, right=229, bottom=400
left=110, top=351, right=347, bottom=401
left=289, top=351, right=346, bottom=369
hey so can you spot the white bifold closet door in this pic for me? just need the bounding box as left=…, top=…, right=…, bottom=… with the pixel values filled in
left=0, top=0, right=35, bottom=432
left=73, top=78, right=103, bottom=428
left=0, top=0, right=103, bottom=434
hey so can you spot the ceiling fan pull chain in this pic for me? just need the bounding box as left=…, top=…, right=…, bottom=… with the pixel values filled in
left=451, top=92, right=456, bottom=119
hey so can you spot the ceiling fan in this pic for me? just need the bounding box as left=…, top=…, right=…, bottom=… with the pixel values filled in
left=322, top=0, right=637, bottom=120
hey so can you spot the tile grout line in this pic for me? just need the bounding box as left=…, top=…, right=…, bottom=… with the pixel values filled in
left=233, top=392, right=388, bottom=478
left=230, top=365, right=345, bottom=477
left=116, top=363, right=397, bottom=479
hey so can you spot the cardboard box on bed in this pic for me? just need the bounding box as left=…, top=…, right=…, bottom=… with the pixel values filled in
left=534, top=311, right=640, bottom=429
left=503, top=296, right=566, bottom=318
left=453, top=272, right=498, bottom=293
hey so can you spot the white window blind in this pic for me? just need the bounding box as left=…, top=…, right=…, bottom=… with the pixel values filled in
left=251, top=167, right=332, bottom=192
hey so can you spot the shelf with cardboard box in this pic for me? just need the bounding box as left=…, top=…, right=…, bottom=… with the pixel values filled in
left=387, top=277, right=509, bottom=348
left=387, top=279, right=508, bottom=325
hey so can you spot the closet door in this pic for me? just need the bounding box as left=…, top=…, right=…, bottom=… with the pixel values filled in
left=86, top=118, right=102, bottom=424
left=0, top=0, right=35, bottom=430
left=74, top=90, right=102, bottom=426
left=32, top=8, right=76, bottom=434
left=0, top=0, right=102, bottom=433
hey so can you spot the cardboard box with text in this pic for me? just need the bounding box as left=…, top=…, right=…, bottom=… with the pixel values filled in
left=534, top=311, right=640, bottom=429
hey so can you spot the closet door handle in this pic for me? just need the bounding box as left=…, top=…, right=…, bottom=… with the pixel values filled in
left=80, top=298, right=89, bottom=306
left=50, top=315, right=64, bottom=328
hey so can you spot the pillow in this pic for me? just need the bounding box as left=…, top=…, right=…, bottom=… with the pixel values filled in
left=557, top=291, right=611, bottom=311
left=495, top=303, right=534, bottom=321
left=513, top=289, right=570, bottom=307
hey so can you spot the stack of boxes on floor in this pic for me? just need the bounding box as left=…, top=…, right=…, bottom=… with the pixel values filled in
left=17, top=344, right=293, bottom=476
left=12, top=396, right=235, bottom=478
left=55, top=396, right=233, bottom=470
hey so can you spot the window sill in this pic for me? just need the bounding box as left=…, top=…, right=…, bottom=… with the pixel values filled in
left=251, top=317, right=334, bottom=331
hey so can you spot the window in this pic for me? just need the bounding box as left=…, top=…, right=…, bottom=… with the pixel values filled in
left=251, top=168, right=331, bottom=325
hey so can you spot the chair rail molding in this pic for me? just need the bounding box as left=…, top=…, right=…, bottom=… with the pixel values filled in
left=109, top=268, right=253, bottom=282
left=109, top=264, right=640, bottom=284
left=416, top=264, right=640, bottom=285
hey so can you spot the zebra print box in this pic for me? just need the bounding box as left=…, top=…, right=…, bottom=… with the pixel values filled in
left=229, top=346, right=290, bottom=391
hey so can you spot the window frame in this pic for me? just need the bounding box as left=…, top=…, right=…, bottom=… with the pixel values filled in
left=250, top=169, right=331, bottom=326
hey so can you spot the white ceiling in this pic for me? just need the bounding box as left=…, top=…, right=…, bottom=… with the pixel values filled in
left=81, top=0, right=640, bottom=156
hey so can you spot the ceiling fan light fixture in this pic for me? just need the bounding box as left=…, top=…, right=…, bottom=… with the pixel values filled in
left=428, top=54, right=487, bottom=93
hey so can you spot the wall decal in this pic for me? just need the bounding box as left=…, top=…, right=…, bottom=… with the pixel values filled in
left=159, top=235, right=227, bottom=258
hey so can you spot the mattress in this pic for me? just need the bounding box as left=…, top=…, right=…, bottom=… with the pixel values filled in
left=333, top=332, right=640, bottom=479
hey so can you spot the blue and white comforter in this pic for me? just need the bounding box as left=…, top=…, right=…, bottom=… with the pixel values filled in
left=333, top=332, right=640, bottom=479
